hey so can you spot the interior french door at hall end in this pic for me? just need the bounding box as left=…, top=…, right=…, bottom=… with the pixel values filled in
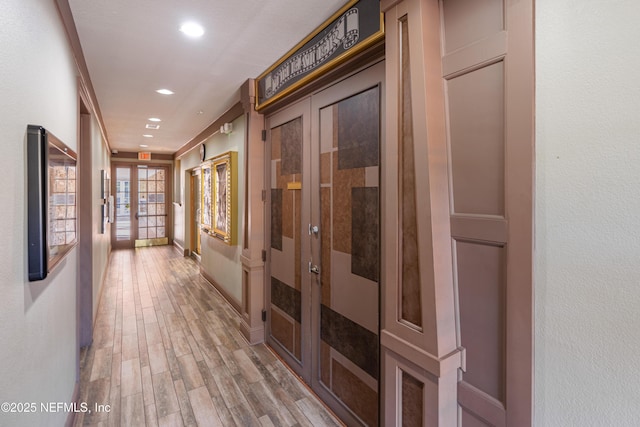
left=266, top=61, right=383, bottom=427
left=112, top=164, right=170, bottom=249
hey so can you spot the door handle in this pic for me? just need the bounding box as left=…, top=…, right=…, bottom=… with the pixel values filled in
left=135, top=212, right=139, bottom=220
left=309, top=262, right=320, bottom=275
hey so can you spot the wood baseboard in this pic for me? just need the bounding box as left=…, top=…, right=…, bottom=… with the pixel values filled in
left=200, top=269, right=242, bottom=314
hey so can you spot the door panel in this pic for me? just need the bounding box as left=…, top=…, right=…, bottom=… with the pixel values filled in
left=315, top=85, right=380, bottom=427
left=111, top=164, right=170, bottom=249
left=267, top=99, right=311, bottom=379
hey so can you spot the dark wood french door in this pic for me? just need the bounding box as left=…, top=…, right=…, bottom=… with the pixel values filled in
left=266, top=61, right=384, bottom=426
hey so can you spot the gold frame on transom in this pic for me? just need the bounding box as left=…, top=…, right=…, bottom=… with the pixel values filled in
left=254, top=0, right=384, bottom=111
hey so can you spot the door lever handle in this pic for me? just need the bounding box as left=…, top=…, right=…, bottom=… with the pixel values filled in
left=135, top=212, right=139, bottom=220
left=309, top=262, right=320, bottom=275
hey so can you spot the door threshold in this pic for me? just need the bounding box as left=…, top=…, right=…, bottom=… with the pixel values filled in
left=134, top=237, right=169, bottom=247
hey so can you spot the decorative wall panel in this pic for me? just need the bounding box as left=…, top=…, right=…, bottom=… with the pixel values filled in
left=456, top=240, right=505, bottom=401
left=332, top=359, right=378, bottom=426
left=402, top=371, right=424, bottom=427
left=351, top=187, right=379, bottom=281
left=442, top=0, right=504, bottom=54
left=441, top=0, right=534, bottom=424
left=270, top=189, right=282, bottom=250
left=448, top=61, right=505, bottom=216
left=381, top=1, right=460, bottom=424
left=399, top=16, right=422, bottom=327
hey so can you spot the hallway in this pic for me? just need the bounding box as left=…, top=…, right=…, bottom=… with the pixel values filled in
left=75, top=246, right=341, bottom=426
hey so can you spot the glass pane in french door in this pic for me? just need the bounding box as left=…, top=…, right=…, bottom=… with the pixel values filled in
left=136, top=166, right=167, bottom=246
left=270, top=116, right=303, bottom=362
left=115, top=167, right=131, bottom=241
left=318, top=86, right=380, bottom=426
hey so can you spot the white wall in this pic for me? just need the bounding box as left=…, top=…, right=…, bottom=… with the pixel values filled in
left=177, top=114, right=246, bottom=305
left=0, top=0, right=80, bottom=426
left=535, top=1, right=640, bottom=425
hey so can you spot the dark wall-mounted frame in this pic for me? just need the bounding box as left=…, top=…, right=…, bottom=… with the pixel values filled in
left=27, top=125, right=78, bottom=281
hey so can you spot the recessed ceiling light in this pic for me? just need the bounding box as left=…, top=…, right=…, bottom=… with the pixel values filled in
left=197, top=110, right=204, bottom=115
left=180, top=22, right=204, bottom=38
left=140, top=144, right=149, bottom=148
left=146, top=124, right=160, bottom=130
left=143, top=134, right=153, bottom=138
left=156, top=89, right=174, bottom=95
left=148, top=117, right=161, bottom=122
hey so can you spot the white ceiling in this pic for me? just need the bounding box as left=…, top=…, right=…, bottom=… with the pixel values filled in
left=68, top=0, right=347, bottom=153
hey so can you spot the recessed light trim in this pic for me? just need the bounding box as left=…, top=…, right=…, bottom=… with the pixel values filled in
left=180, top=22, right=205, bottom=38
left=148, top=117, right=161, bottom=122
left=142, top=134, right=153, bottom=138
left=146, top=124, right=160, bottom=130
left=140, top=144, right=149, bottom=148
left=156, top=89, right=174, bottom=95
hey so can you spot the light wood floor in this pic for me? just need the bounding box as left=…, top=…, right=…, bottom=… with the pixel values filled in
left=75, top=246, right=342, bottom=427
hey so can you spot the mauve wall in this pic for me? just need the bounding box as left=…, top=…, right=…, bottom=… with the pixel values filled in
left=535, top=0, right=640, bottom=425
left=176, top=115, right=245, bottom=305
left=0, top=0, right=80, bottom=425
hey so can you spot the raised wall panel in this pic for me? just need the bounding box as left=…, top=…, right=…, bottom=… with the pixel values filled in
left=239, top=79, right=266, bottom=345
left=332, top=359, right=378, bottom=426
left=441, top=0, right=534, bottom=424
left=271, top=307, right=295, bottom=354
left=461, top=407, right=493, bottom=427
left=442, top=0, right=504, bottom=54
left=399, top=16, right=423, bottom=328
left=380, top=0, right=533, bottom=424
left=448, top=61, right=505, bottom=216
left=402, top=371, right=424, bottom=427
left=456, top=240, right=505, bottom=402
left=381, top=0, right=460, bottom=425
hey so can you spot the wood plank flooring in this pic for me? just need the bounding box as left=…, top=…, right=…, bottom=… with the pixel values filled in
left=75, top=246, right=342, bottom=427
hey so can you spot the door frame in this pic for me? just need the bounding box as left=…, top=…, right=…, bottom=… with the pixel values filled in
left=110, top=161, right=173, bottom=249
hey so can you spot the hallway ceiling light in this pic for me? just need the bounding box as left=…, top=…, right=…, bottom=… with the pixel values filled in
left=139, top=144, right=148, bottom=148
left=142, top=134, right=153, bottom=138
left=156, top=89, right=174, bottom=95
left=179, top=22, right=204, bottom=38
left=146, top=124, right=160, bottom=129
left=148, top=118, right=161, bottom=122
